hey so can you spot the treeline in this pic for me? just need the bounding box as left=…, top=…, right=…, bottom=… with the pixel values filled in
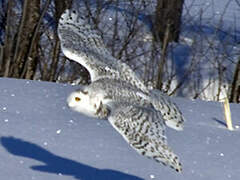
left=0, top=0, right=239, bottom=103
left=0, top=0, right=73, bottom=81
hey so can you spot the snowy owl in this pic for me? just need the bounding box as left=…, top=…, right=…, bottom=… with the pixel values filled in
left=58, top=9, right=184, bottom=172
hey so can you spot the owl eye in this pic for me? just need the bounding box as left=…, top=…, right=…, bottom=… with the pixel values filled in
left=75, top=97, right=81, bottom=102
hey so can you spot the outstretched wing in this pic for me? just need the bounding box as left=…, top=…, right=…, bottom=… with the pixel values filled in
left=150, top=89, right=185, bottom=131
left=57, top=9, right=148, bottom=92
left=108, top=102, right=182, bottom=172
left=58, top=9, right=184, bottom=131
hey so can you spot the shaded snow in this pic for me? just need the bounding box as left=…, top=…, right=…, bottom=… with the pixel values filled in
left=0, top=78, right=239, bottom=180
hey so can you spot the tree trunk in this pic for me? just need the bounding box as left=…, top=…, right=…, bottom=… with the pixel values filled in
left=48, top=0, right=72, bottom=81
left=229, top=58, right=240, bottom=103
left=2, top=0, right=15, bottom=77
left=11, top=0, right=40, bottom=79
left=23, top=0, right=53, bottom=79
left=54, top=0, right=72, bottom=19
left=153, top=0, right=184, bottom=43
left=156, top=23, right=171, bottom=90
left=154, top=0, right=184, bottom=90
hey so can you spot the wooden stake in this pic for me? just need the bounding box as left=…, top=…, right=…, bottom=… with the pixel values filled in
left=223, top=97, right=234, bottom=131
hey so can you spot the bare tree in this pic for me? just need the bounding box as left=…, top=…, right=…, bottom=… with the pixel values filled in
left=47, top=0, right=73, bottom=81
left=11, top=0, right=41, bottom=79
left=0, top=0, right=237, bottom=104
left=153, top=0, right=184, bottom=43
left=153, top=0, right=184, bottom=90
left=0, top=0, right=73, bottom=81
left=1, top=0, right=15, bottom=77
left=229, top=58, right=240, bottom=103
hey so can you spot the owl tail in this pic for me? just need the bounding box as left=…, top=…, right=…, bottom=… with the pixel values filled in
left=150, top=89, right=185, bottom=131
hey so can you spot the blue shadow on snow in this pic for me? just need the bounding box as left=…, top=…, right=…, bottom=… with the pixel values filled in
left=212, top=117, right=227, bottom=128
left=1, top=136, right=143, bottom=180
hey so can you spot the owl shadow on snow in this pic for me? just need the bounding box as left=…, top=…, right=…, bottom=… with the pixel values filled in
left=1, top=136, right=143, bottom=180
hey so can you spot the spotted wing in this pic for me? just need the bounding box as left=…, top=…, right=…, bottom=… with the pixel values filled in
left=57, top=9, right=147, bottom=92
left=150, top=89, right=185, bottom=131
left=108, top=103, right=182, bottom=172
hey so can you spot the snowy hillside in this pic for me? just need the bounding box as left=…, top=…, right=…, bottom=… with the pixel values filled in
left=0, top=78, right=239, bottom=180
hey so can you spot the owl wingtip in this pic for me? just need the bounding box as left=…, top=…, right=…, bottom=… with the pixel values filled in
left=165, top=120, right=184, bottom=131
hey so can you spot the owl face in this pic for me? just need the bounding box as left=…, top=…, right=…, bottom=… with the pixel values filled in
left=67, top=90, right=99, bottom=118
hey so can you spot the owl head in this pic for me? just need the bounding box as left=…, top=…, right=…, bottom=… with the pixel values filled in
left=67, top=89, right=99, bottom=118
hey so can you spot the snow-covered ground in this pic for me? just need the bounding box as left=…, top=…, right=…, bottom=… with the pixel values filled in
left=0, top=78, right=239, bottom=180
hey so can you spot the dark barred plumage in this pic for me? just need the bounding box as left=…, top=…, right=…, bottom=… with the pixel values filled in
left=59, top=9, right=184, bottom=172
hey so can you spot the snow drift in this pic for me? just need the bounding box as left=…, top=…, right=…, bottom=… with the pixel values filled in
left=0, top=78, right=239, bottom=180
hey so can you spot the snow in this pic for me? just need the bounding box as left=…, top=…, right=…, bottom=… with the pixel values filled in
left=0, top=78, right=239, bottom=180
left=0, top=1, right=240, bottom=179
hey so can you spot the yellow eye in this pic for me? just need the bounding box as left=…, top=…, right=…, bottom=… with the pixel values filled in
left=75, top=97, right=81, bottom=102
